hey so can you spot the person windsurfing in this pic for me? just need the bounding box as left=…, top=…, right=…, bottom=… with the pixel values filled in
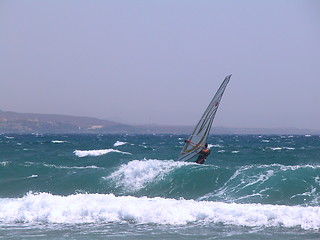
left=195, top=143, right=211, bottom=164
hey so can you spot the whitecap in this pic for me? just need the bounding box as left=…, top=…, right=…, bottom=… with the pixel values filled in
left=74, top=149, right=132, bottom=157
left=210, top=144, right=224, bottom=148
left=270, top=147, right=282, bottom=151
left=0, top=161, right=10, bottom=167
left=4, top=136, right=14, bottom=139
left=270, top=147, right=294, bottom=151
left=42, top=163, right=100, bottom=169
left=0, top=192, right=319, bottom=229
left=27, top=175, right=38, bottom=179
left=113, top=141, right=127, bottom=147
left=52, top=140, right=66, bottom=144
left=107, top=159, right=189, bottom=191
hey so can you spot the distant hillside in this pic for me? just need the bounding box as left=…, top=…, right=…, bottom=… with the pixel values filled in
left=0, top=110, right=138, bottom=134
left=0, top=110, right=319, bottom=135
left=0, top=110, right=196, bottom=134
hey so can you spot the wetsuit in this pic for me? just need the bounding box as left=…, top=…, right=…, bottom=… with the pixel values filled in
left=195, top=148, right=211, bottom=164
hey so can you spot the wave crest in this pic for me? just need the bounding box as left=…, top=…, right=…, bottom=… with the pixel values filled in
left=107, top=159, right=189, bottom=191
left=74, top=149, right=131, bottom=157
left=0, top=192, right=319, bottom=229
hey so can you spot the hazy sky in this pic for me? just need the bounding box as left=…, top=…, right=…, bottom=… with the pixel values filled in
left=1, top=0, right=320, bottom=129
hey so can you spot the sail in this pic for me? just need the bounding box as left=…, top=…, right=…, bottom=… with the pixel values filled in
left=177, top=75, right=231, bottom=162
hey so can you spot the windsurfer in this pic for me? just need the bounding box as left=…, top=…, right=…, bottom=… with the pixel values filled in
left=195, top=143, right=211, bottom=164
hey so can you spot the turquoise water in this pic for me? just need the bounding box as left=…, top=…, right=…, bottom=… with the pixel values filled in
left=1, top=134, right=320, bottom=239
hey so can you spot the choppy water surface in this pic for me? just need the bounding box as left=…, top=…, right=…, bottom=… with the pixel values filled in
left=1, top=134, right=320, bottom=239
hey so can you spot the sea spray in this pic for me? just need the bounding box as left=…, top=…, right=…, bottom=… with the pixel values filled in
left=107, top=159, right=189, bottom=191
left=0, top=192, right=320, bottom=229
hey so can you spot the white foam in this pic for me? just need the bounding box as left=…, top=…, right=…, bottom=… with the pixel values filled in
left=43, top=164, right=100, bottom=169
left=269, top=147, right=295, bottom=151
left=201, top=164, right=320, bottom=203
left=4, top=136, right=14, bottom=139
left=270, top=147, right=282, bottom=151
left=27, top=175, right=38, bottom=179
left=113, top=141, right=127, bottom=147
left=210, top=144, right=223, bottom=148
left=52, top=140, right=66, bottom=143
left=278, top=164, right=320, bottom=171
left=24, top=161, right=101, bottom=169
left=74, top=149, right=131, bottom=157
left=0, top=192, right=319, bottom=229
left=107, top=159, right=189, bottom=191
left=241, top=170, right=274, bottom=189
left=0, top=161, right=10, bottom=167
left=284, top=147, right=295, bottom=150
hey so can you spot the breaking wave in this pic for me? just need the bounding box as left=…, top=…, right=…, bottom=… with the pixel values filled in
left=0, top=192, right=319, bottom=230
left=107, top=159, right=189, bottom=191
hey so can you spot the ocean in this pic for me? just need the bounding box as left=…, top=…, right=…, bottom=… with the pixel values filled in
left=0, top=133, right=320, bottom=239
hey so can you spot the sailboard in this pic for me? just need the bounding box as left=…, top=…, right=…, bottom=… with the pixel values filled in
left=177, top=75, right=231, bottom=162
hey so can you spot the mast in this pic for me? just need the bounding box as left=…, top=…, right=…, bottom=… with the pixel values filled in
left=177, top=75, right=231, bottom=162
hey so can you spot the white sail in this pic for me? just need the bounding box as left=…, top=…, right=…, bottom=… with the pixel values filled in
left=177, top=75, right=231, bottom=162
